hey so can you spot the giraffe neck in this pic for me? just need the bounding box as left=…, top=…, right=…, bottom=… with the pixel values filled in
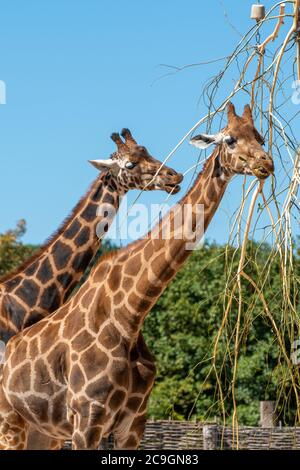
left=0, top=171, right=126, bottom=340
left=100, top=148, right=232, bottom=339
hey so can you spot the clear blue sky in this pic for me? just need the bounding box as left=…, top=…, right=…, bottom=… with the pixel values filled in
left=0, top=0, right=293, bottom=246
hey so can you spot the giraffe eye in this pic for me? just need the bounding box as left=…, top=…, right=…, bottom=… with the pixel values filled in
left=225, top=136, right=237, bottom=147
left=125, top=162, right=137, bottom=170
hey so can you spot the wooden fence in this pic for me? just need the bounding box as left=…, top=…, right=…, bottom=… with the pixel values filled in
left=64, top=420, right=300, bottom=450
left=138, top=420, right=300, bottom=450
left=64, top=403, right=299, bottom=449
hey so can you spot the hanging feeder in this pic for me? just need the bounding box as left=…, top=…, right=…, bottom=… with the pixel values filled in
left=250, top=4, right=266, bottom=21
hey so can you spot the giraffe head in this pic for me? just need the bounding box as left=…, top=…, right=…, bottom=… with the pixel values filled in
left=190, top=102, right=274, bottom=179
left=89, top=129, right=183, bottom=194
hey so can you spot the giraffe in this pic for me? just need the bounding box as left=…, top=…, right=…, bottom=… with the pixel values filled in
left=0, top=103, right=274, bottom=450
left=0, top=129, right=182, bottom=449
left=0, top=128, right=182, bottom=343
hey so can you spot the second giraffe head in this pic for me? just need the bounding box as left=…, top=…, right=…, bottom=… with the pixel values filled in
left=90, top=129, right=183, bottom=194
left=190, top=102, right=274, bottom=180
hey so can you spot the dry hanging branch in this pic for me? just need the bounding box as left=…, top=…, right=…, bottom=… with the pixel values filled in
left=258, top=3, right=286, bottom=54
left=149, top=0, right=300, bottom=448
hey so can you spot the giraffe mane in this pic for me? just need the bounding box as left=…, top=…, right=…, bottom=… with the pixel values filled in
left=0, top=176, right=103, bottom=284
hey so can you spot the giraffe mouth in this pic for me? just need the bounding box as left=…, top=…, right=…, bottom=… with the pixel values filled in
left=252, top=167, right=272, bottom=179
left=165, top=184, right=181, bottom=194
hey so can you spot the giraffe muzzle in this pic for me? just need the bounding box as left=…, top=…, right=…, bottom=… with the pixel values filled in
left=164, top=173, right=183, bottom=194
left=252, top=159, right=274, bottom=180
left=165, top=183, right=181, bottom=194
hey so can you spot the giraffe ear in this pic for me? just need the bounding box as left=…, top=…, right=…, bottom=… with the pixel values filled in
left=242, top=104, right=254, bottom=124
left=88, top=159, right=120, bottom=171
left=254, top=129, right=265, bottom=145
left=189, top=133, right=225, bottom=150
left=227, top=102, right=237, bottom=121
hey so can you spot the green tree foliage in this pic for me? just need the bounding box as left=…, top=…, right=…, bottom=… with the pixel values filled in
left=0, top=220, right=38, bottom=277
left=143, top=240, right=299, bottom=425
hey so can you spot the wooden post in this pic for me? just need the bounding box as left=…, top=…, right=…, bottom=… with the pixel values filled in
left=260, top=401, right=277, bottom=427
left=203, top=424, right=219, bottom=450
